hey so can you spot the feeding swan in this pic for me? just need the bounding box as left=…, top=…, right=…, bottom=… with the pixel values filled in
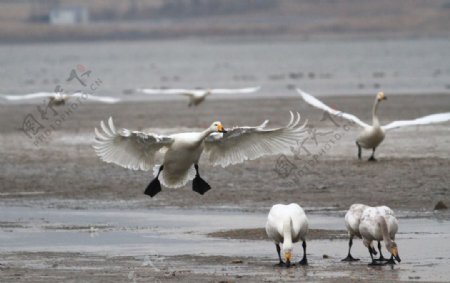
left=343, top=204, right=394, bottom=262
left=1, top=91, right=120, bottom=106
left=93, top=112, right=306, bottom=197
left=265, top=203, right=309, bottom=267
left=296, top=88, right=450, bottom=161
left=359, top=207, right=400, bottom=265
left=136, top=86, right=261, bottom=107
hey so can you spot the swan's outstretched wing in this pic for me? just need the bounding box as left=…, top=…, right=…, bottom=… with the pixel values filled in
left=93, top=117, right=173, bottom=171
left=204, top=111, right=307, bottom=167
left=210, top=86, right=261, bottom=94
left=71, top=92, right=120, bottom=103
left=296, top=88, right=370, bottom=128
left=2, top=92, right=54, bottom=101
left=136, top=88, right=196, bottom=95
left=382, top=112, right=450, bottom=131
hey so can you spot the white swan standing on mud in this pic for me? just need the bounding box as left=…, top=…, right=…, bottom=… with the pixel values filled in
left=296, top=88, right=450, bottom=161
left=359, top=207, right=401, bottom=265
left=136, top=86, right=261, bottom=107
left=343, top=204, right=394, bottom=262
left=93, top=112, right=306, bottom=197
left=265, top=203, right=309, bottom=267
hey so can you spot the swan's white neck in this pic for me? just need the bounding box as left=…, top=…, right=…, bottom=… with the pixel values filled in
left=199, top=127, right=214, bottom=141
left=378, top=216, right=392, bottom=244
left=282, top=217, right=293, bottom=249
left=372, top=98, right=381, bottom=127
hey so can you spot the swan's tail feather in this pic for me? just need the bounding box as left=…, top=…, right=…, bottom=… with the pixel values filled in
left=152, top=165, right=196, bottom=189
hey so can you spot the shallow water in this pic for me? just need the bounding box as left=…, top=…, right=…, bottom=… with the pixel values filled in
left=1, top=38, right=450, bottom=101
left=1, top=206, right=449, bottom=281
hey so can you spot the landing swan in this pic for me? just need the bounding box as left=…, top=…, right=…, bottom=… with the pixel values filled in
left=2, top=91, right=120, bottom=106
left=343, top=204, right=394, bottom=262
left=359, top=207, right=401, bottom=265
left=265, top=203, right=309, bottom=267
left=93, top=112, right=306, bottom=197
left=297, top=88, right=450, bottom=161
left=136, top=86, right=261, bottom=107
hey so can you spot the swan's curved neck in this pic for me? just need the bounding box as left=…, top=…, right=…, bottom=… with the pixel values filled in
left=372, top=98, right=381, bottom=126
left=283, top=217, right=293, bottom=247
left=378, top=216, right=392, bottom=243
left=199, top=128, right=213, bottom=141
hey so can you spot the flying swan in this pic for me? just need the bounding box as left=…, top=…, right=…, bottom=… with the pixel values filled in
left=343, top=204, right=394, bottom=262
left=1, top=92, right=120, bottom=106
left=296, top=88, right=450, bottom=161
left=93, top=112, right=306, bottom=197
left=136, top=86, right=261, bottom=107
left=359, top=206, right=401, bottom=265
left=265, top=203, right=309, bottom=267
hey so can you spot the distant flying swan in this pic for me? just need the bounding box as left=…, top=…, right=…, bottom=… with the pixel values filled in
left=136, top=86, right=261, bottom=107
left=297, top=88, right=450, bottom=161
left=2, top=92, right=120, bottom=106
left=93, top=112, right=306, bottom=197
left=265, top=203, right=309, bottom=268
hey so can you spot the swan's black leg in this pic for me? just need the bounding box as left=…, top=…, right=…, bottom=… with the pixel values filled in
left=144, top=165, right=163, bottom=197
left=356, top=142, right=362, bottom=160
left=375, top=241, right=387, bottom=261
left=274, top=244, right=285, bottom=267
left=342, top=237, right=360, bottom=261
left=192, top=164, right=211, bottom=195
left=299, top=240, right=308, bottom=265
left=368, top=246, right=382, bottom=266
left=368, top=148, right=377, bottom=161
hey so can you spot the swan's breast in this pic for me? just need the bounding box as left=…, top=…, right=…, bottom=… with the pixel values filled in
left=356, top=126, right=385, bottom=149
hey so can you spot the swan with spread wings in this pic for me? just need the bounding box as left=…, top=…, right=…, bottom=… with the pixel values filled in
left=136, top=86, right=261, bottom=107
left=297, top=88, right=450, bottom=161
left=2, top=91, right=120, bottom=106
left=93, top=112, right=306, bottom=197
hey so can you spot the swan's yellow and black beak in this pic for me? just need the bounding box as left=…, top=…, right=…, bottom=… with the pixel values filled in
left=391, top=247, right=401, bottom=262
left=284, top=251, right=292, bottom=267
left=217, top=123, right=227, bottom=133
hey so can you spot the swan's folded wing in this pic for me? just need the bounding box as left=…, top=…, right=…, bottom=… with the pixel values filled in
left=2, top=92, right=53, bottom=101
left=93, top=117, right=173, bottom=171
left=71, top=92, right=120, bottom=103
left=204, top=111, right=307, bottom=167
left=382, top=112, right=450, bottom=131
left=211, top=86, right=261, bottom=94
left=296, top=88, right=369, bottom=128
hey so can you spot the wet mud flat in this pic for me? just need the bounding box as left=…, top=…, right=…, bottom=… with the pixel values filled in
left=0, top=95, right=450, bottom=282
left=0, top=206, right=449, bottom=282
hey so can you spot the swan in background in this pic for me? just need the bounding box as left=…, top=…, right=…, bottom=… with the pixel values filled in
left=1, top=91, right=120, bottom=106
left=265, top=203, right=309, bottom=267
left=296, top=88, right=450, bottom=161
left=93, top=112, right=306, bottom=197
left=359, top=207, right=401, bottom=265
left=136, top=86, right=261, bottom=107
left=343, top=204, right=394, bottom=262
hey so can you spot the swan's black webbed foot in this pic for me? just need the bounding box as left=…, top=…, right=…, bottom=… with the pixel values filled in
left=368, top=148, right=377, bottom=161
left=144, top=165, right=164, bottom=197
left=342, top=254, right=360, bottom=262
left=298, top=257, right=308, bottom=266
left=368, top=261, right=384, bottom=266
left=384, top=256, right=396, bottom=265
left=192, top=164, right=211, bottom=195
